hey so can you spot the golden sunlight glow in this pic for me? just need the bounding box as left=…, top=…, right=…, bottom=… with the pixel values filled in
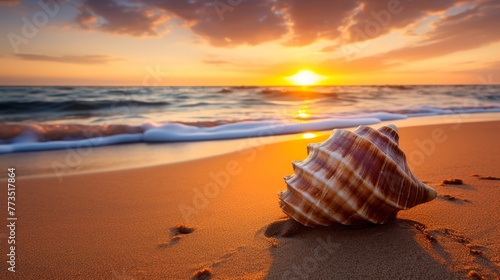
left=301, top=132, right=317, bottom=139
left=295, top=106, right=310, bottom=119
left=286, top=70, right=325, bottom=86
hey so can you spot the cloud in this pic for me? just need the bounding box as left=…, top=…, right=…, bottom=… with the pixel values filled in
left=0, top=0, right=20, bottom=6
left=67, top=0, right=500, bottom=62
left=319, top=56, right=400, bottom=75
left=316, top=0, right=500, bottom=75
left=16, top=53, right=119, bottom=64
left=345, top=0, right=464, bottom=43
left=321, top=45, right=341, bottom=53
left=277, top=0, right=358, bottom=46
left=73, top=0, right=287, bottom=46
left=202, top=59, right=231, bottom=65
left=147, top=0, right=288, bottom=47
left=76, top=0, right=168, bottom=37
left=370, top=1, right=500, bottom=62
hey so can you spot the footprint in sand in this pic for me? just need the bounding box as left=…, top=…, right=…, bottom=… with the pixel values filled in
left=192, top=268, right=212, bottom=280
left=413, top=222, right=438, bottom=242
left=441, top=178, right=464, bottom=185
left=413, top=224, right=499, bottom=278
left=158, top=224, right=195, bottom=248
left=171, top=224, right=195, bottom=235
left=471, top=174, right=500, bottom=180
left=435, top=228, right=492, bottom=259
left=438, top=177, right=474, bottom=203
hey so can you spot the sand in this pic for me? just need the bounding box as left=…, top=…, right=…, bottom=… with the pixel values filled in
left=1, top=120, right=499, bottom=279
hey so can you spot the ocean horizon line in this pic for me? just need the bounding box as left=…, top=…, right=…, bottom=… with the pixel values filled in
left=1, top=83, right=499, bottom=87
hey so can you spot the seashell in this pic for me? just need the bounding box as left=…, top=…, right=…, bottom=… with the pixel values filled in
left=279, top=124, right=437, bottom=227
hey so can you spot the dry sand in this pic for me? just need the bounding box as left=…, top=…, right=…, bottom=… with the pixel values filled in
left=1, top=121, right=499, bottom=279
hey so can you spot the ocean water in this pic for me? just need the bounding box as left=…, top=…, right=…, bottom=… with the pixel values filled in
left=0, top=85, right=499, bottom=154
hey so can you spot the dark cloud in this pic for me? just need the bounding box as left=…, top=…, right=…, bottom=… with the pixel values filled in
left=74, top=0, right=288, bottom=46
left=146, top=0, right=288, bottom=47
left=68, top=0, right=500, bottom=65
left=76, top=0, right=167, bottom=37
left=278, top=0, right=358, bottom=46
left=16, top=53, right=118, bottom=64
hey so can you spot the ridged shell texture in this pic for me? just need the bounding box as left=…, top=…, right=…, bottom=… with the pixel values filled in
left=279, top=124, right=437, bottom=227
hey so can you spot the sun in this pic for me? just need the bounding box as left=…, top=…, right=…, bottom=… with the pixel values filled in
left=286, top=70, right=325, bottom=86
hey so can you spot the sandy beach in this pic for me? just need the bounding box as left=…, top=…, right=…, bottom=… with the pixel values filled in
left=2, top=0, right=500, bottom=278
left=1, top=120, right=499, bottom=279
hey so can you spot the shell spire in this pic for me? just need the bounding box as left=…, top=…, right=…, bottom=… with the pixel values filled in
left=279, top=124, right=437, bottom=227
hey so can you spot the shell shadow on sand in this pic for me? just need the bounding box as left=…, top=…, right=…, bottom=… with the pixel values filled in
left=262, top=218, right=499, bottom=279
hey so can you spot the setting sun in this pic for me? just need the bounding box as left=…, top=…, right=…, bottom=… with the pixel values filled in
left=286, top=70, right=325, bottom=86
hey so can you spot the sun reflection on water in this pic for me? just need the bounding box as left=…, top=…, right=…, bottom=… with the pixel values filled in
left=301, top=132, right=317, bottom=139
left=295, top=106, right=310, bottom=120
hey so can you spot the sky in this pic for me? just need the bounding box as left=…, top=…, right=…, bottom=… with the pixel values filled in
left=0, top=0, right=499, bottom=86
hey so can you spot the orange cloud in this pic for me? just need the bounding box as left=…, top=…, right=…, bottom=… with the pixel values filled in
left=70, top=0, right=495, bottom=52
left=15, top=53, right=119, bottom=64
left=367, top=1, right=500, bottom=62
left=202, top=59, right=231, bottom=65
left=0, top=0, right=20, bottom=6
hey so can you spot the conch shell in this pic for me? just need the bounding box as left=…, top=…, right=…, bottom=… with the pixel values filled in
left=279, top=124, right=437, bottom=227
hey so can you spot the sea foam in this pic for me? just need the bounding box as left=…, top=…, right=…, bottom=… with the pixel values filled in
left=0, top=113, right=407, bottom=153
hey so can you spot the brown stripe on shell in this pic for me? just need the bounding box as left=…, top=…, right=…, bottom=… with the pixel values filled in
left=278, top=124, right=437, bottom=227
left=285, top=163, right=356, bottom=225
left=343, top=129, right=428, bottom=208
left=293, top=145, right=380, bottom=224
left=377, top=124, right=399, bottom=144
